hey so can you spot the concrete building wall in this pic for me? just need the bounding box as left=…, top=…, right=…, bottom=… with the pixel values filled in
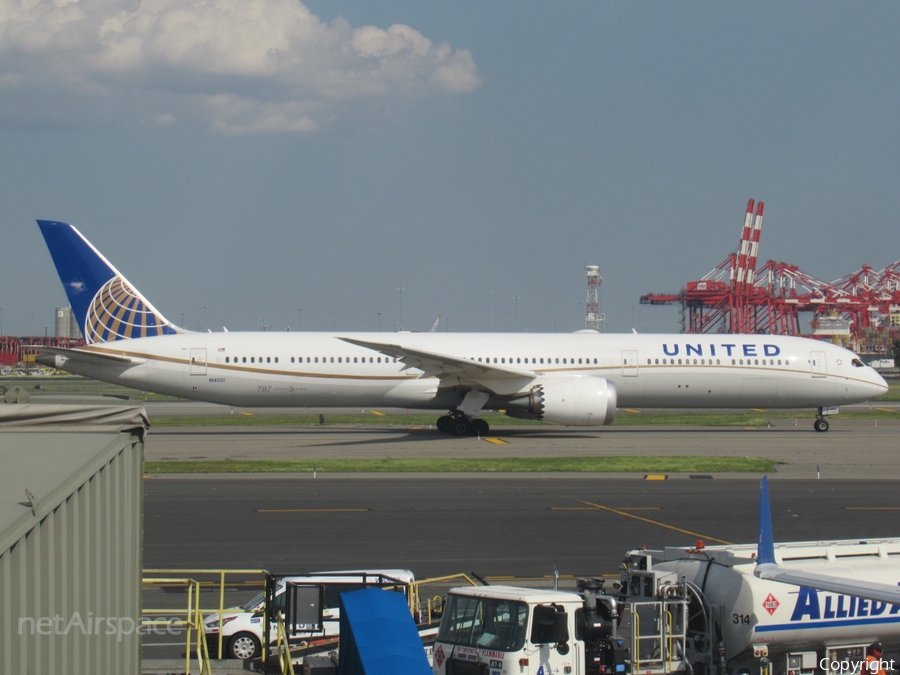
left=0, top=422, right=144, bottom=674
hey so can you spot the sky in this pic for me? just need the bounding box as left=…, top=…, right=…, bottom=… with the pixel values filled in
left=1, top=1, right=899, bottom=337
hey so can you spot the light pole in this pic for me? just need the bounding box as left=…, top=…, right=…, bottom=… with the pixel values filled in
left=397, top=286, right=405, bottom=331
left=513, top=295, right=519, bottom=332
left=445, top=315, right=450, bottom=332
left=377, top=312, right=382, bottom=331
left=202, top=304, right=209, bottom=331
left=487, top=290, right=493, bottom=332
left=180, top=312, right=185, bottom=329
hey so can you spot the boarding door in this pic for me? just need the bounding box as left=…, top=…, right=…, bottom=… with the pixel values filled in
left=190, top=348, right=207, bottom=375
left=622, top=350, right=639, bottom=377
left=810, top=351, right=827, bottom=378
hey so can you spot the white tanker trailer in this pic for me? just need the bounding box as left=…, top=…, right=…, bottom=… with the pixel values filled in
left=627, top=538, right=900, bottom=675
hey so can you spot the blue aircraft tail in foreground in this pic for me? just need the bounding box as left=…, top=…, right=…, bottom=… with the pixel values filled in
left=37, top=220, right=179, bottom=344
left=756, top=476, right=777, bottom=566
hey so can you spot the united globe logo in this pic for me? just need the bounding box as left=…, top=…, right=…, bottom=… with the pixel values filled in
left=84, top=276, right=171, bottom=344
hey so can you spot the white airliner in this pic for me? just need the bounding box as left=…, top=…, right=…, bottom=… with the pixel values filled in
left=35, top=220, right=887, bottom=434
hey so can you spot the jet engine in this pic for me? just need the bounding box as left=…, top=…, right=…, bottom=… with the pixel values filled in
left=506, top=375, right=617, bottom=426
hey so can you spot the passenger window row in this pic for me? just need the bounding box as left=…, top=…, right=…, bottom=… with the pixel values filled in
left=647, top=358, right=788, bottom=366
left=219, top=354, right=794, bottom=368
left=224, top=356, right=280, bottom=364
left=223, top=356, right=397, bottom=365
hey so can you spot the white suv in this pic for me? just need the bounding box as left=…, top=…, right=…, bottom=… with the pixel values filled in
left=204, top=569, right=415, bottom=660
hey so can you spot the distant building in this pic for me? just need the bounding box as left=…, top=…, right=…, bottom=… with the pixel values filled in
left=55, top=306, right=82, bottom=339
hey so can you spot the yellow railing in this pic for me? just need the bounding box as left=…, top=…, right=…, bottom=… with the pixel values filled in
left=634, top=611, right=641, bottom=672
left=410, top=573, right=478, bottom=624
left=142, top=568, right=479, bottom=669
left=275, top=612, right=297, bottom=675
left=666, top=609, right=674, bottom=671
left=142, top=577, right=212, bottom=675
left=144, top=568, right=269, bottom=660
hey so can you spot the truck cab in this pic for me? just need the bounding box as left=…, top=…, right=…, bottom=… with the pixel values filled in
left=432, top=583, right=629, bottom=675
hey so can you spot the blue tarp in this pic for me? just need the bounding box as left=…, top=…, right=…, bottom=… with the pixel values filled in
left=336, top=587, right=431, bottom=675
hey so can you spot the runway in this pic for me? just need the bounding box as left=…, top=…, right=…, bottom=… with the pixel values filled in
left=145, top=475, right=900, bottom=577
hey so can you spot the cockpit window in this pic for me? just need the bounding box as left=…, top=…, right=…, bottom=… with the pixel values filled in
left=851, top=358, right=865, bottom=368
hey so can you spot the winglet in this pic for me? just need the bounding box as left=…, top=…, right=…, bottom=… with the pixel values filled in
left=757, top=476, right=777, bottom=566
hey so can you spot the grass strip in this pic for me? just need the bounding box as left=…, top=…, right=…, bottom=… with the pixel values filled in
left=144, top=456, right=777, bottom=474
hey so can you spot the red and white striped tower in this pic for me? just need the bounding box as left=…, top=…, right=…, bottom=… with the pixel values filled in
left=744, top=201, right=765, bottom=297
left=733, top=199, right=756, bottom=296
left=731, top=199, right=756, bottom=332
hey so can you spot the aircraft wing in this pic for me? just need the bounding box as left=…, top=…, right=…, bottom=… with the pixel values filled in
left=29, top=346, right=146, bottom=367
left=337, top=337, right=537, bottom=394
left=754, top=476, right=900, bottom=604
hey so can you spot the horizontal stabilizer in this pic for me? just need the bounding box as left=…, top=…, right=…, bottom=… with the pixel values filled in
left=755, top=476, right=900, bottom=604
left=30, top=345, right=145, bottom=368
left=755, top=565, right=900, bottom=605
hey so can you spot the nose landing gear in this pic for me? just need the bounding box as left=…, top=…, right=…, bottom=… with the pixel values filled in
left=814, top=407, right=831, bottom=432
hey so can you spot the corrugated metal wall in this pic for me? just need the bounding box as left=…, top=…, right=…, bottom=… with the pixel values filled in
left=0, top=431, right=143, bottom=675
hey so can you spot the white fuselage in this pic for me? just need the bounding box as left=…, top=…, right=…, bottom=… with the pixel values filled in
left=49, top=331, right=887, bottom=412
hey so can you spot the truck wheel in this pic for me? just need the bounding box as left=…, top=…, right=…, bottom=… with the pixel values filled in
left=227, top=632, right=261, bottom=660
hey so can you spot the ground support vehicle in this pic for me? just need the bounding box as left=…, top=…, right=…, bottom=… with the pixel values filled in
left=432, top=577, right=684, bottom=675
left=203, top=570, right=416, bottom=660
left=624, top=539, right=900, bottom=675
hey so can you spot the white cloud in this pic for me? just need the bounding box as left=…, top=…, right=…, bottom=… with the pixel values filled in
left=0, top=0, right=480, bottom=133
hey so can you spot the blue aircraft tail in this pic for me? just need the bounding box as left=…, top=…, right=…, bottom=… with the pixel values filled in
left=37, top=220, right=180, bottom=344
left=757, top=476, right=777, bottom=566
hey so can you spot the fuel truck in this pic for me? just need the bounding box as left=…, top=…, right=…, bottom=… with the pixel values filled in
left=431, top=538, right=900, bottom=675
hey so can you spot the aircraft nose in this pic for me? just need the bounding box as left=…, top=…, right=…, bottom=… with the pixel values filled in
left=871, top=370, right=889, bottom=397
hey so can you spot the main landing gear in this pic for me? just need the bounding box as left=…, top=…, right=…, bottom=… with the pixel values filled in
left=814, top=407, right=830, bottom=433
left=437, top=412, right=490, bottom=437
